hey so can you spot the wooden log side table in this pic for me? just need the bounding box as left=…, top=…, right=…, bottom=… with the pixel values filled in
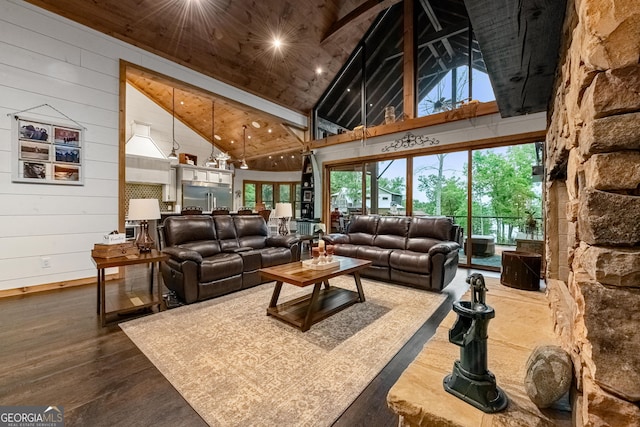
left=500, top=251, right=541, bottom=291
left=91, top=249, right=169, bottom=326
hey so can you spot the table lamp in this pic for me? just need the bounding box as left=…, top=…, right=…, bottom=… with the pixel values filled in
left=128, top=198, right=161, bottom=252
left=274, top=202, right=293, bottom=236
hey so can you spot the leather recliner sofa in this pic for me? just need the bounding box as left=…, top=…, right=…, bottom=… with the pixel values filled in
left=159, top=215, right=300, bottom=304
left=322, top=215, right=460, bottom=291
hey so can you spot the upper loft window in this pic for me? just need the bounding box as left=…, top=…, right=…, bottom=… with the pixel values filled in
left=314, top=0, right=495, bottom=139
left=415, top=0, right=495, bottom=117
left=316, top=48, right=364, bottom=139
left=316, top=4, right=403, bottom=139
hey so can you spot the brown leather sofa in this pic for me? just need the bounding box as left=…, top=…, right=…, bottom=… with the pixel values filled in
left=322, top=215, right=460, bottom=291
left=159, top=215, right=300, bottom=304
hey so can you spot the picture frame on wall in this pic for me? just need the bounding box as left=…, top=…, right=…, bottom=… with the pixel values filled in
left=303, top=190, right=313, bottom=202
left=12, top=116, right=84, bottom=185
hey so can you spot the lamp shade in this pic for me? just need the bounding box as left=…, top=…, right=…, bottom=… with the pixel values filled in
left=128, top=198, right=161, bottom=221
left=273, top=202, right=293, bottom=218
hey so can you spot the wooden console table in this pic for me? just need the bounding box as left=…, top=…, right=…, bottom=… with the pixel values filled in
left=91, top=249, right=168, bottom=326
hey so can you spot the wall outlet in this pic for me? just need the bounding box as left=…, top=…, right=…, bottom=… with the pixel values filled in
left=41, top=257, right=51, bottom=268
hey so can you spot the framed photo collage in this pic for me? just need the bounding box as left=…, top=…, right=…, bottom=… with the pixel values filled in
left=12, top=116, right=83, bottom=185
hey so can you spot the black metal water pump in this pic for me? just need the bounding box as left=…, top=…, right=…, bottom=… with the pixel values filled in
left=443, top=273, right=508, bottom=413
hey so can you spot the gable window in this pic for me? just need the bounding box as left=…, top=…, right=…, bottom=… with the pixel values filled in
left=313, top=0, right=496, bottom=137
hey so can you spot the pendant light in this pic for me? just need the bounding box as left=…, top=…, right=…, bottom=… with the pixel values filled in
left=205, top=100, right=218, bottom=168
left=240, top=124, right=249, bottom=169
left=167, top=87, right=180, bottom=160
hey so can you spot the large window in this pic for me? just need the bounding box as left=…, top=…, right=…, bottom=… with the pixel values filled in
left=315, top=4, right=402, bottom=138
left=412, top=151, right=467, bottom=217
left=366, top=159, right=407, bottom=215
left=415, top=1, right=494, bottom=117
left=243, top=180, right=300, bottom=216
left=314, top=0, right=495, bottom=137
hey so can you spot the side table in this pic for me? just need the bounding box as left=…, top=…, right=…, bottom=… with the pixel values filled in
left=91, top=249, right=169, bottom=326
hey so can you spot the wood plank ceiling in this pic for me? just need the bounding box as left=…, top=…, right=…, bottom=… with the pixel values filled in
left=24, top=0, right=400, bottom=170
left=24, top=0, right=566, bottom=169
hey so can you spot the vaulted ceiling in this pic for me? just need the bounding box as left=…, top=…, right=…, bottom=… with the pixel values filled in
left=25, top=0, right=566, bottom=171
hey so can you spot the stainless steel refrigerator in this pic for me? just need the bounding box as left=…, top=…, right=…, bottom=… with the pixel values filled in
left=182, top=181, right=232, bottom=212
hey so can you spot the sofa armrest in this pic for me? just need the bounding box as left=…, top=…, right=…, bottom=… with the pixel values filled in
left=323, top=233, right=349, bottom=245
left=266, top=235, right=299, bottom=248
left=162, top=246, right=203, bottom=263
left=428, top=241, right=460, bottom=256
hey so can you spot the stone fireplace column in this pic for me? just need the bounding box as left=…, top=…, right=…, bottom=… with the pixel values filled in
left=546, top=0, right=640, bottom=425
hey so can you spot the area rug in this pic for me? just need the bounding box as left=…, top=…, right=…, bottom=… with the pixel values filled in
left=120, top=276, right=447, bottom=427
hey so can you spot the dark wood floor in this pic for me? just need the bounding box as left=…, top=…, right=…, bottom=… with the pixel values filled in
left=0, top=266, right=476, bottom=426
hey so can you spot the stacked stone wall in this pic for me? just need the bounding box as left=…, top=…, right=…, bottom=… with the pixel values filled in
left=546, top=0, right=640, bottom=425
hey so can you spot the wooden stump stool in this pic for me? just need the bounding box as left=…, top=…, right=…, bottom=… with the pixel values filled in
left=500, top=251, right=541, bottom=291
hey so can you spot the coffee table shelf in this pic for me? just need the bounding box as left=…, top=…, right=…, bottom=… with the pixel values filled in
left=267, top=286, right=361, bottom=330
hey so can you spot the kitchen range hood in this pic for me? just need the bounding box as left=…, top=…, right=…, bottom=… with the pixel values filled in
left=125, top=121, right=167, bottom=159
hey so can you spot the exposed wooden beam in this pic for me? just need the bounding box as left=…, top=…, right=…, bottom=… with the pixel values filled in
left=280, top=123, right=306, bottom=146
left=385, top=22, right=469, bottom=62
left=311, top=101, right=500, bottom=149
left=463, top=0, right=566, bottom=117
left=403, top=0, right=415, bottom=120
left=322, top=0, right=401, bottom=45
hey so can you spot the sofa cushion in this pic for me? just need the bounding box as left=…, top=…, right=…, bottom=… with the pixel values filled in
left=347, top=215, right=378, bottom=246
left=389, top=250, right=430, bottom=274
left=234, top=216, right=268, bottom=249
left=177, top=241, right=221, bottom=258
left=164, top=216, right=216, bottom=247
left=357, top=246, right=393, bottom=267
left=373, top=216, right=410, bottom=249
left=333, top=244, right=359, bottom=259
left=239, top=249, right=262, bottom=272
left=408, top=216, right=454, bottom=242
left=407, top=217, right=454, bottom=252
left=259, top=247, right=292, bottom=267
left=200, top=253, right=243, bottom=282
left=213, top=215, right=239, bottom=251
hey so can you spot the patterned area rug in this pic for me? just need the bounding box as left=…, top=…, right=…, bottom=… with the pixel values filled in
left=120, top=276, right=447, bottom=427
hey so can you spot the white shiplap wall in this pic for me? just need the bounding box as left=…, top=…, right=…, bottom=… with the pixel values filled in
left=0, top=1, right=306, bottom=291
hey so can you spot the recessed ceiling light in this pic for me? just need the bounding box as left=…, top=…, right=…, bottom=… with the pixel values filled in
left=180, top=101, right=184, bottom=105
left=269, top=156, right=272, bottom=159
left=369, top=103, right=373, bottom=107
left=316, top=67, right=322, bottom=74
left=268, top=128, right=272, bottom=133
left=291, top=155, right=294, bottom=158
left=231, top=140, right=234, bottom=144
left=248, top=135, right=251, bottom=139
left=214, top=135, right=221, bottom=140
left=251, top=121, right=260, bottom=128
left=280, top=155, right=284, bottom=159
left=347, top=88, right=350, bottom=92
left=272, top=37, right=282, bottom=49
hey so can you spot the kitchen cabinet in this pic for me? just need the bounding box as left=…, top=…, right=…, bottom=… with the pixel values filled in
left=178, top=165, right=231, bottom=184
left=162, top=168, right=177, bottom=202
left=181, top=167, right=207, bottom=182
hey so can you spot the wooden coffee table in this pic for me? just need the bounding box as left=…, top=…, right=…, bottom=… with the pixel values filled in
left=260, top=256, right=372, bottom=332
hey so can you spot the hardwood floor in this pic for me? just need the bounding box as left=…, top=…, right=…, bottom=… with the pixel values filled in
left=0, top=266, right=476, bottom=426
